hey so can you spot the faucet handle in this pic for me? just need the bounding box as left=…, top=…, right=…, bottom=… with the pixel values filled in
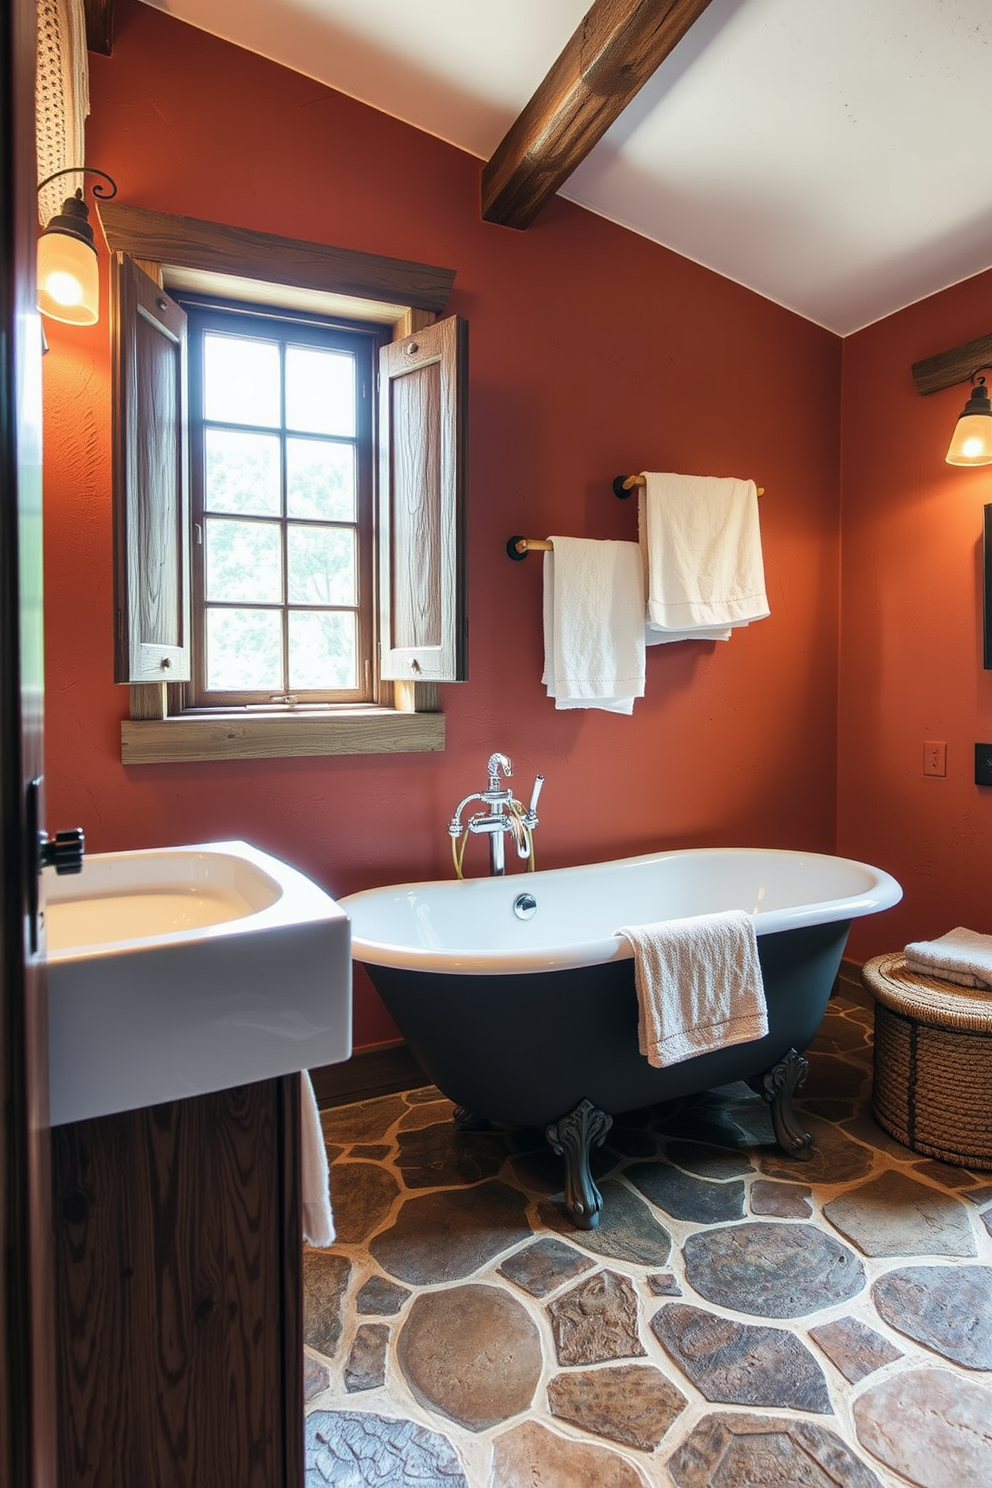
left=524, top=773, right=544, bottom=827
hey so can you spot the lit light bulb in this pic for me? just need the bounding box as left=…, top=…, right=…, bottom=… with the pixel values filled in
left=44, top=270, right=85, bottom=308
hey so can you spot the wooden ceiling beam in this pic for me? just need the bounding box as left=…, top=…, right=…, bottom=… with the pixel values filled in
left=912, top=331, right=992, bottom=396
left=482, top=0, right=715, bottom=230
left=84, top=0, right=114, bottom=57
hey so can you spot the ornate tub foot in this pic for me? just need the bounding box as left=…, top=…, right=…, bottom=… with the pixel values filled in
left=752, top=1048, right=813, bottom=1160
left=545, top=1099, right=613, bottom=1229
left=452, top=1106, right=492, bottom=1132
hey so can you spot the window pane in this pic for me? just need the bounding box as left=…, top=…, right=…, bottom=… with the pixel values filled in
left=289, top=610, right=357, bottom=690
left=206, top=518, right=282, bottom=603
left=285, top=346, right=354, bottom=436
left=204, top=334, right=280, bottom=427
left=287, top=438, right=355, bottom=521
left=206, top=607, right=282, bottom=691
left=205, top=428, right=281, bottom=515
left=287, top=524, right=356, bottom=606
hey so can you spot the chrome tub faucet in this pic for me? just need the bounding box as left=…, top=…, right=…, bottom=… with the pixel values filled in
left=448, top=752, right=544, bottom=877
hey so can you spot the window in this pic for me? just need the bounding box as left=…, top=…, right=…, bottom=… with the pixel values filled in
left=105, top=206, right=467, bottom=763
left=184, top=300, right=380, bottom=707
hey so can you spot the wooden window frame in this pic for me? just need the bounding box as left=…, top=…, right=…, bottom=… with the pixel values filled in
left=183, top=298, right=382, bottom=709
left=102, top=204, right=463, bottom=764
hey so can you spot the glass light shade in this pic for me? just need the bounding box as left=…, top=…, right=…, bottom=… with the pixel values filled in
left=37, top=229, right=99, bottom=325
left=946, top=378, right=992, bottom=465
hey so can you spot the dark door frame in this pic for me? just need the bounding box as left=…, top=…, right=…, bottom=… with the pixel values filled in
left=1, top=0, right=56, bottom=1483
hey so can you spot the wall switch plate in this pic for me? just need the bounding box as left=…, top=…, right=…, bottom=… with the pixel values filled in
left=975, top=744, right=992, bottom=786
left=924, top=741, right=946, bottom=777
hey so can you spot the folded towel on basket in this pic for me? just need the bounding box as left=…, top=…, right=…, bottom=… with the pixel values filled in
left=618, top=909, right=768, bottom=1068
left=301, top=1070, right=335, bottom=1247
left=543, top=536, right=646, bottom=713
left=638, top=473, right=769, bottom=644
left=903, top=927, right=992, bottom=989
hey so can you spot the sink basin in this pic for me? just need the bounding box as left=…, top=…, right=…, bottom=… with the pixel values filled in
left=45, top=840, right=351, bottom=1126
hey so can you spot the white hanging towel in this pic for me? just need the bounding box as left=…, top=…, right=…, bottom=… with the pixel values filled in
left=639, top=473, right=769, bottom=643
left=300, top=1071, right=336, bottom=1247
left=903, top=927, right=992, bottom=989
left=618, top=909, right=768, bottom=1068
left=542, top=537, right=646, bottom=714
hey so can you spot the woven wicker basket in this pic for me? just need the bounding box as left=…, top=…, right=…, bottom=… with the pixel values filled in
left=862, top=952, right=992, bottom=1170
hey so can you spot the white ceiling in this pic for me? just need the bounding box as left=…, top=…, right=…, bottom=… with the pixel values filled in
left=139, top=0, right=992, bottom=335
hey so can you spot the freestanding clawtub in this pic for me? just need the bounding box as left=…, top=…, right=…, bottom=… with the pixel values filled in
left=340, top=847, right=901, bottom=1228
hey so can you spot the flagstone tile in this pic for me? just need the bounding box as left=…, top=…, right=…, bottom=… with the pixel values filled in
left=328, top=1161, right=401, bottom=1245
left=660, top=1139, right=754, bottom=1179
left=303, top=1251, right=352, bottom=1359
left=321, top=1095, right=407, bottom=1144
left=668, top=1412, right=884, bottom=1488
left=749, top=1179, right=813, bottom=1218
left=646, top=1271, right=681, bottom=1295
left=759, top=1116, right=874, bottom=1184
left=349, top=1143, right=391, bottom=1160
left=853, top=1367, right=992, bottom=1488
left=823, top=1171, right=976, bottom=1257
left=682, top=1221, right=865, bottom=1317
left=651, top=1302, right=831, bottom=1412
left=369, top=1181, right=532, bottom=1284
left=490, top=1420, right=649, bottom=1488
left=547, top=1362, right=687, bottom=1451
left=808, top=1315, right=902, bottom=1383
left=539, top=1179, right=672, bottom=1266
left=396, top=1099, right=454, bottom=1130
left=344, top=1323, right=389, bottom=1392
left=497, top=1236, right=595, bottom=1297
left=304, top=1353, right=330, bottom=1401
left=871, top=1265, right=992, bottom=1368
left=547, top=1270, right=646, bottom=1366
left=305, top=1409, right=468, bottom=1487
left=397, top=1285, right=542, bottom=1431
left=626, top=1161, right=746, bottom=1223
left=393, top=1122, right=507, bottom=1188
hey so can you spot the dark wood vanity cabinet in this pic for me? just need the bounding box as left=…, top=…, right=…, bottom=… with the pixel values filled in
left=51, top=1074, right=303, bottom=1488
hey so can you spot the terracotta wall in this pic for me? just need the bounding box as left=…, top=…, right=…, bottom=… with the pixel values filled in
left=839, top=266, right=992, bottom=961
left=42, top=0, right=843, bottom=1045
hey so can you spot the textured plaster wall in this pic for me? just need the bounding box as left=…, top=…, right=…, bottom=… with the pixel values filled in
left=42, top=0, right=843, bottom=1044
left=839, top=264, right=992, bottom=961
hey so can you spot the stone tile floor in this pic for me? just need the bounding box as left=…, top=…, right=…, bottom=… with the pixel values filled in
left=302, top=989, right=992, bottom=1487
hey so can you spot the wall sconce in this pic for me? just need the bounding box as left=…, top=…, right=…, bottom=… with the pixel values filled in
left=36, top=167, right=117, bottom=326
left=946, top=366, right=992, bottom=466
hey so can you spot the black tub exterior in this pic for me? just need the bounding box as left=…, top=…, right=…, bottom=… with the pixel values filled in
left=361, top=918, right=850, bottom=1127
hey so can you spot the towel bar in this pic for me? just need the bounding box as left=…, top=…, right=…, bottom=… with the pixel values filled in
left=507, top=535, right=552, bottom=560
left=613, top=474, right=764, bottom=498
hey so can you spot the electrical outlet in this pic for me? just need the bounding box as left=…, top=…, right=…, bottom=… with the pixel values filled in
left=975, top=744, right=992, bottom=786
left=923, top=741, right=946, bottom=777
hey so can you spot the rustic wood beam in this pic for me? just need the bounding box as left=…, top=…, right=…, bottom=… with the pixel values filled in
left=98, top=200, right=456, bottom=312
left=83, top=0, right=114, bottom=56
left=912, top=331, right=992, bottom=396
left=482, top=0, right=715, bottom=229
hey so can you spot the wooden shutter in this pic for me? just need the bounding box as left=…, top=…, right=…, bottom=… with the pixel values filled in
left=378, top=314, right=467, bottom=683
left=112, top=255, right=191, bottom=683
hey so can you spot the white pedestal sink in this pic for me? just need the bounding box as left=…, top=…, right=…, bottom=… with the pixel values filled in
left=45, top=840, right=351, bottom=1126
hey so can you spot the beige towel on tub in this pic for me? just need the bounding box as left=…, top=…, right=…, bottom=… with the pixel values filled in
left=301, top=1070, right=335, bottom=1247
left=618, top=909, right=768, bottom=1068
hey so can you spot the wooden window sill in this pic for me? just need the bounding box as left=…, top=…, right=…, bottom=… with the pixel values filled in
left=121, top=707, right=445, bottom=764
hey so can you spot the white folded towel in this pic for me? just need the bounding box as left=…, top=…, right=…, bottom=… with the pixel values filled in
left=638, top=473, right=769, bottom=643
left=903, top=927, right=992, bottom=989
left=301, top=1071, right=335, bottom=1247
left=618, top=909, right=768, bottom=1068
left=542, top=537, right=646, bottom=714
